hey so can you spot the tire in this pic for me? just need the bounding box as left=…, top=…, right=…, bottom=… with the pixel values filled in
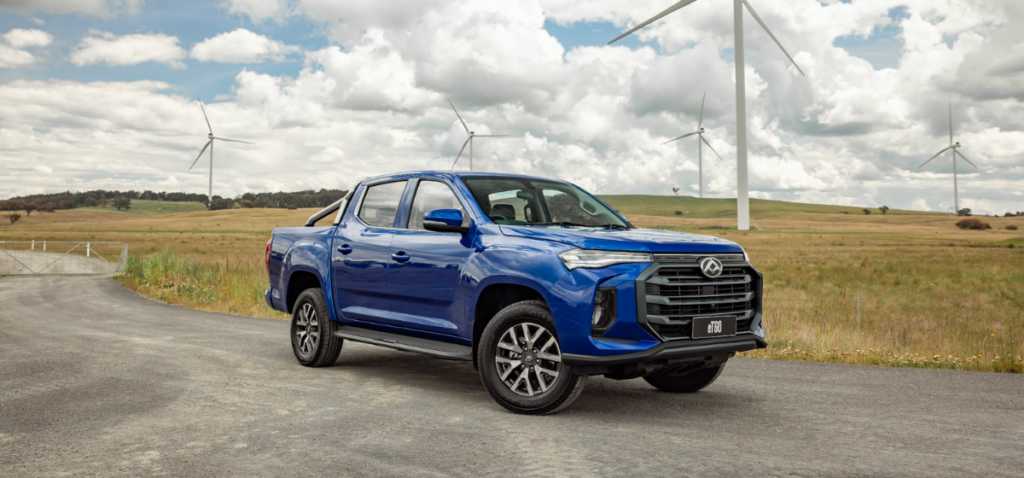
left=643, top=362, right=726, bottom=393
left=477, top=300, right=588, bottom=415
left=291, top=288, right=343, bottom=367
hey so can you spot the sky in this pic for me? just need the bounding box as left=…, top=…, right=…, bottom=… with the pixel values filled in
left=0, top=0, right=1022, bottom=215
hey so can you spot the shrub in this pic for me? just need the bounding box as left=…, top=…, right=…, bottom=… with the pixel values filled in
left=287, top=205, right=298, bottom=210
left=674, top=210, right=683, bottom=216
left=957, top=208, right=972, bottom=217
left=862, top=208, right=871, bottom=215
left=879, top=206, right=889, bottom=215
left=1007, top=225, right=1019, bottom=231
left=955, top=218, right=991, bottom=230
left=113, top=197, right=132, bottom=210
left=5, top=213, right=21, bottom=224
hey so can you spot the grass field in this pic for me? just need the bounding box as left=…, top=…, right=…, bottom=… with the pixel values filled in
left=79, top=199, right=209, bottom=215
left=2, top=195, right=1021, bottom=372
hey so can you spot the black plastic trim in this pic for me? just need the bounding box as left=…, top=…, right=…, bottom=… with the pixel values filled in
left=562, top=336, right=767, bottom=366
left=334, top=325, right=473, bottom=361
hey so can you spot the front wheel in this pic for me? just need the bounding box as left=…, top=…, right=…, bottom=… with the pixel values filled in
left=477, top=301, right=587, bottom=415
left=643, top=363, right=725, bottom=393
left=291, top=288, right=343, bottom=367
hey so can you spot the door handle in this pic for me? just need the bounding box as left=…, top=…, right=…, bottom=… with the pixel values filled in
left=391, top=252, right=410, bottom=263
left=337, top=244, right=352, bottom=254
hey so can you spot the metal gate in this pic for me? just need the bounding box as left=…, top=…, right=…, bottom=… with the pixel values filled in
left=0, top=241, right=128, bottom=275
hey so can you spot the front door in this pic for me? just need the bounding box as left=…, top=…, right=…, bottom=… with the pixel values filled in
left=331, top=180, right=408, bottom=326
left=388, top=180, right=474, bottom=338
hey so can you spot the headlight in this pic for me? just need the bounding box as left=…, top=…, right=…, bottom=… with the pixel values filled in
left=743, top=251, right=750, bottom=262
left=558, top=249, right=653, bottom=270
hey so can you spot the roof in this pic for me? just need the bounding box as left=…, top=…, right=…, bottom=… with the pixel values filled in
left=359, top=170, right=569, bottom=184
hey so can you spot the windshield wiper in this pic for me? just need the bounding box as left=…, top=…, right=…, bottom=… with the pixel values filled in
left=532, top=222, right=629, bottom=229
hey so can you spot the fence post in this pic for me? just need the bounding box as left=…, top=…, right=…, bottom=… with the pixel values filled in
left=87, top=243, right=91, bottom=258
left=32, top=240, right=35, bottom=250
left=857, top=293, right=861, bottom=333
left=43, top=241, right=46, bottom=252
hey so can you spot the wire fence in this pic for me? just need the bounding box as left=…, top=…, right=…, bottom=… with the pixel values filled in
left=0, top=241, right=128, bottom=275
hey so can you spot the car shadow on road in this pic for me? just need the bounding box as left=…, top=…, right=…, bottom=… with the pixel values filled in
left=317, top=347, right=764, bottom=420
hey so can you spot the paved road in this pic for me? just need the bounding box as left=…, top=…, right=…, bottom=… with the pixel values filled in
left=1, top=276, right=1022, bottom=477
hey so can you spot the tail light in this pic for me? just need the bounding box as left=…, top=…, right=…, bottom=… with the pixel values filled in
left=265, top=238, right=272, bottom=271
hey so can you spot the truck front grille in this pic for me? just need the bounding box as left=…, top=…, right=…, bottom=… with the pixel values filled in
left=640, top=264, right=759, bottom=341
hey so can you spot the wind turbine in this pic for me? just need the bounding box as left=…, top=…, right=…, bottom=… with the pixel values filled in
left=448, top=100, right=508, bottom=171
left=188, top=100, right=255, bottom=209
left=920, top=103, right=978, bottom=214
left=609, top=0, right=806, bottom=230
left=663, top=91, right=724, bottom=198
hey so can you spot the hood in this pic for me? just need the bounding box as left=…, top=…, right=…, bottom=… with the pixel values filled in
left=498, top=225, right=743, bottom=253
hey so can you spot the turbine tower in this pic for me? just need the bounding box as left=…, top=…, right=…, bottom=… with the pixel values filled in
left=920, top=103, right=978, bottom=214
left=448, top=100, right=508, bottom=171
left=663, top=91, right=724, bottom=198
left=188, top=100, right=255, bottom=209
left=609, top=0, right=806, bottom=230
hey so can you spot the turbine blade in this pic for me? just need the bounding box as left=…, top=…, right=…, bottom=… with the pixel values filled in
left=701, top=134, right=723, bottom=160
left=473, top=135, right=510, bottom=137
left=920, top=146, right=952, bottom=168
left=662, top=131, right=699, bottom=144
left=698, top=91, right=706, bottom=129
left=213, top=137, right=256, bottom=145
left=189, top=141, right=212, bottom=172
left=607, top=0, right=700, bottom=45
left=742, top=0, right=806, bottom=76
left=448, top=99, right=470, bottom=134
left=198, top=99, right=213, bottom=134
left=451, top=137, right=471, bottom=170
left=955, top=149, right=978, bottom=169
left=949, top=102, right=953, bottom=145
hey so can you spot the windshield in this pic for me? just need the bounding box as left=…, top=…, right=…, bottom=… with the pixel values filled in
left=461, top=177, right=629, bottom=228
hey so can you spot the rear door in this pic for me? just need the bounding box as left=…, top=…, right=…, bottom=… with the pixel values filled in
left=388, top=179, right=475, bottom=338
left=331, top=180, right=408, bottom=326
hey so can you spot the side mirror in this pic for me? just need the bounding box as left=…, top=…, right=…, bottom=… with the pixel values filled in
left=423, top=209, right=469, bottom=234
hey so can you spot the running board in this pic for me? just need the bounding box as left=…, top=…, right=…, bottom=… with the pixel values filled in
left=334, top=326, right=472, bottom=361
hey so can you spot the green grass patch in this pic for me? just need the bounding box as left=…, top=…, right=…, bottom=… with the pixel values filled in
left=80, top=200, right=207, bottom=215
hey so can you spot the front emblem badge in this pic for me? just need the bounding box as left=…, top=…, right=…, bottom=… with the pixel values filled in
left=698, top=257, right=723, bottom=278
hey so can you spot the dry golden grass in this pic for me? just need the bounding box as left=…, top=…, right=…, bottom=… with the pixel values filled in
left=2, top=202, right=1022, bottom=372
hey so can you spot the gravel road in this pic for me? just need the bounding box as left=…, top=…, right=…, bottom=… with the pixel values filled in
left=1, top=275, right=1021, bottom=477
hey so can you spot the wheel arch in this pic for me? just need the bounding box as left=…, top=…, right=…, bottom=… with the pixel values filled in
left=471, top=282, right=549, bottom=369
left=286, top=269, right=323, bottom=314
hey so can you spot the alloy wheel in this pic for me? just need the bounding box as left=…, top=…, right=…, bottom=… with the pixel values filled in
left=295, top=302, right=319, bottom=355
left=494, top=322, right=562, bottom=397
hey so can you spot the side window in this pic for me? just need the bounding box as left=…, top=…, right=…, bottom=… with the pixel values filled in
left=358, top=181, right=407, bottom=228
left=408, top=181, right=467, bottom=230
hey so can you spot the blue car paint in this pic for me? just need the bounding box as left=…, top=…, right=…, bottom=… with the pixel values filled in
left=267, top=171, right=750, bottom=357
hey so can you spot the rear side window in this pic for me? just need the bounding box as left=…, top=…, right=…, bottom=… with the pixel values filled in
left=358, top=181, right=407, bottom=228
left=408, top=181, right=467, bottom=230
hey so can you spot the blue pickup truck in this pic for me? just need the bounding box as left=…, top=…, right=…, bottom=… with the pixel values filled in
left=265, top=171, right=765, bottom=414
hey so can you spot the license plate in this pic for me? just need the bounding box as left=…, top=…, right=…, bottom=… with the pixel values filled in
left=692, top=316, right=737, bottom=339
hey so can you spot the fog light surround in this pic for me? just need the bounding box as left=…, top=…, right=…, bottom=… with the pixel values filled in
left=592, top=287, right=617, bottom=335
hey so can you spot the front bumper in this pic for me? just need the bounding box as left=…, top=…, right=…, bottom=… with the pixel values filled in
left=562, top=336, right=767, bottom=366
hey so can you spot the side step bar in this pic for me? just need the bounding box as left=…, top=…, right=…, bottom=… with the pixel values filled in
left=334, top=326, right=472, bottom=361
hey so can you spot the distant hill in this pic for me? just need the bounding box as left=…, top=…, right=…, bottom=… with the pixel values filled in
left=598, top=195, right=942, bottom=219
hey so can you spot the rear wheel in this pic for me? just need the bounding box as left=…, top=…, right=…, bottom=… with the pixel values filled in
left=643, top=363, right=725, bottom=393
left=477, top=300, right=587, bottom=415
left=291, top=288, right=343, bottom=367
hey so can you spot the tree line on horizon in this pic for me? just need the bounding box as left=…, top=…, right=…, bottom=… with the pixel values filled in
left=0, top=188, right=349, bottom=212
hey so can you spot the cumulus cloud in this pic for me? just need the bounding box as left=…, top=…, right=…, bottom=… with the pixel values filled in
left=0, top=28, right=51, bottom=69
left=3, top=29, right=53, bottom=48
left=310, top=146, right=345, bottom=163
left=191, top=29, right=299, bottom=63
left=0, top=0, right=142, bottom=17
left=34, top=164, right=53, bottom=175
left=70, top=31, right=187, bottom=68
left=226, top=0, right=290, bottom=23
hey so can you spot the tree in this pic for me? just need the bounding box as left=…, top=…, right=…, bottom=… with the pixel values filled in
left=6, top=200, right=24, bottom=212
left=41, top=202, right=57, bottom=213
left=862, top=208, right=871, bottom=215
left=878, top=206, right=889, bottom=215
left=24, top=203, right=38, bottom=216
left=957, top=208, right=972, bottom=217
left=113, top=198, right=132, bottom=211
left=5, top=213, right=21, bottom=224
left=98, top=198, right=109, bottom=208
